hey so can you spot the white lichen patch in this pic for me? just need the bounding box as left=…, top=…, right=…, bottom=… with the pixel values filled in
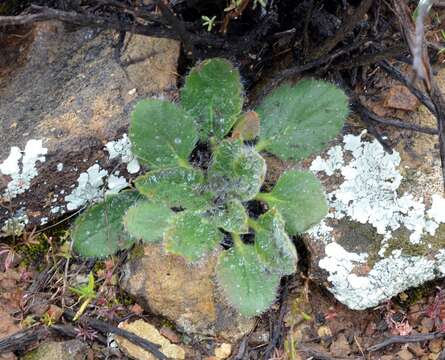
left=105, top=134, right=140, bottom=174
left=0, top=140, right=48, bottom=199
left=311, top=132, right=445, bottom=244
left=310, top=145, right=344, bottom=176
left=51, top=206, right=61, bottom=214
left=319, top=243, right=443, bottom=310
left=64, top=163, right=132, bottom=211
left=106, top=174, right=129, bottom=195
left=1, top=135, right=139, bottom=231
left=436, top=250, right=445, bottom=275
left=65, top=164, right=108, bottom=211
left=306, top=219, right=334, bottom=243
left=309, top=132, right=445, bottom=310
left=1, top=211, right=29, bottom=236
left=426, top=194, right=445, bottom=235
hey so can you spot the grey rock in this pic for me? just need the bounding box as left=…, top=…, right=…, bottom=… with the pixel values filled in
left=0, top=21, right=179, bottom=233
left=304, top=87, right=445, bottom=310
left=20, top=340, right=88, bottom=360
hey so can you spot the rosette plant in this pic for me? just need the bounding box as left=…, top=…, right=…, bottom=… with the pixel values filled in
left=71, top=58, right=348, bottom=316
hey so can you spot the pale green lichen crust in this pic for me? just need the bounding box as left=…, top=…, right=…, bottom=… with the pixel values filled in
left=308, top=131, right=445, bottom=310
left=65, top=134, right=141, bottom=211
left=0, top=134, right=140, bottom=229
left=0, top=139, right=47, bottom=200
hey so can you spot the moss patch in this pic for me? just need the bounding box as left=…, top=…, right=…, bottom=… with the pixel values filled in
left=383, top=224, right=445, bottom=259
left=395, top=280, right=438, bottom=307
left=320, top=217, right=445, bottom=269
left=17, top=236, right=50, bottom=268
left=361, top=223, right=445, bottom=268
left=335, top=219, right=384, bottom=254
left=129, top=243, right=146, bottom=259
left=419, top=224, right=445, bottom=252
left=397, top=168, right=419, bottom=196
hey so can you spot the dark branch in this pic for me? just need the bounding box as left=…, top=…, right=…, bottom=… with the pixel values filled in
left=392, top=0, right=445, bottom=190
left=0, top=326, right=49, bottom=354
left=154, top=0, right=197, bottom=58
left=63, top=310, right=169, bottom=360
left=334, top=46, right=407, bottom=70
left=0, top=5, right=224, bottom=48
left=308, top=0, right=374, bottom=60
left=353, top=101, right=438, bottom=135
left=368, top=332, right=443, bottom=352
left=379, top=60, right=437, bottom=117
left=0, top=6, right=176, bottom=39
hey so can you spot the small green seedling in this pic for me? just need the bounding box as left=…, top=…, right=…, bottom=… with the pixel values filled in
left=253, top=0, right=267, bottom=9
left=201, top=15, right=217, bottom=32
left=69, top=272, right=97, bottom=321
left=41, top=312, right=56, bottom=327
left=71, top=58, right=348, bottom=317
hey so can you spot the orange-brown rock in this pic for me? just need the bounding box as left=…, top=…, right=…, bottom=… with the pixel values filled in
left=121, top=244, right=255, bottom=340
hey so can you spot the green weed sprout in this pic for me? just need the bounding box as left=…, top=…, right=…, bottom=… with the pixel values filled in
left=69, top=272, right=97, bottom=321
left=201, top=16, right=217, bottom=32
left=71, top=58, right=348, bottom=317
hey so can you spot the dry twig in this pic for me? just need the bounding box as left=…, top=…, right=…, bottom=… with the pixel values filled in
left=368, top=332, right=443, bottom=352
left=0, top=326, right=49, bottom=354
left=0, top=5, right=221, bottom=48
left=392, top=0, right=445, bottom=190
left=63, top=310, right=168, bottom=360
left=353, top=100, right=438, bottom=135
left=308, top=0, right=374, bottom=60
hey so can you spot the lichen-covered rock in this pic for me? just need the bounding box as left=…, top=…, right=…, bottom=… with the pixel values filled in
left=306, top=119, right=445, bottom=310
left=20, top=340, right=88, bottom=360
left=120, top=244, right=255, bottom=341
left=0, top=21, right=179, bottom=233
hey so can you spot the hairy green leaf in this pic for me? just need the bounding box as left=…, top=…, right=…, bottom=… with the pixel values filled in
left=135, top=167, right=213, bottom=209
left=208, top=139, right=266, bottom=201
left=123, top=201, right=174, bottom=243
left=257, top=170, right=327, bottom=235
left=72, top=191, right=141, bottom=258
left=256, top=80, right=348, bottom=161
left=252, top=209, right=297, bottom=275
left=181, top=58, right=243, bottom=140
left=164, top=210, right=223, bottom=262
left=211, top=199, right=249, bottom=234
left=216, top=242, right=281, bottom=317
left=129, top=99, right=197, bottom=168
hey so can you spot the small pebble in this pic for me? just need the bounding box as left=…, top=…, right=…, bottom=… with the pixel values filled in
left=214, top=343, right=232, bottom=360
left=428, top=338, right=443, bottom=354
left=397, top=347, right=414, bottom=360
